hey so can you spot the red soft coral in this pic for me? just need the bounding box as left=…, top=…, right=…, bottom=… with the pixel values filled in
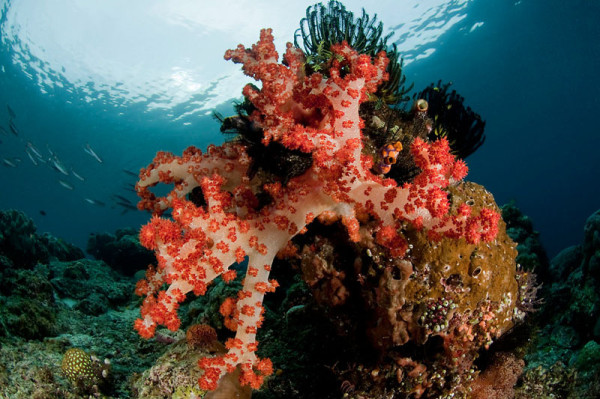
left=134, top=29, right=500, bottom=392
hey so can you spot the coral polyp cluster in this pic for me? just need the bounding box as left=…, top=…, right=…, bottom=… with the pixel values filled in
left=133, top=22, right=519, bottom=396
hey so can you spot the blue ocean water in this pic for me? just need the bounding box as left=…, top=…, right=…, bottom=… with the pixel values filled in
left=0, top=0, right=598, bottom=258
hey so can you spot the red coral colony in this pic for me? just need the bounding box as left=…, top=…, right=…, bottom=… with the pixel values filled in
left=133, top=3, right=530, bottom=397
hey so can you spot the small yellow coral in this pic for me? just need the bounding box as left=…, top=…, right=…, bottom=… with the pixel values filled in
left=173, top=385, right=207, bottom=399
left=61, top=348, right=97, bottom=384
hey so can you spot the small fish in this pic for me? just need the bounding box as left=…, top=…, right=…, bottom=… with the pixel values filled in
left=2, top=158, right=17, bottom=167
left=112, top=194, right=133, bottom=204
left=71, top=169, right=85, bottom=181
left=50, top=157, right=69, bottom=176
left=46, top=144, right=56, bottom=158
left=9, top=120, right=18, bottom=136
left=58, top=179, right=74, bottom=190
left=84, top=143, right=103, bottom=163
left=122, top=169, right=138, bottom=177
left=39, top=210, right=47, bottom=216
left=115, top=201, right=138, bottom=212
left=25, top=148, right=39, bottom=166
left=121, top=183, right=137, bottom=193
left=6, top=104, right=16, bottom=119
left=26, top=141, right=43, bottom=159
left=84, top=198, right=106, bottom=206
left=0, top=126, right=8, bottom=136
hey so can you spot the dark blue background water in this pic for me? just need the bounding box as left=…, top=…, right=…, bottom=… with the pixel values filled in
left=0, top=0, right=598, bottom=257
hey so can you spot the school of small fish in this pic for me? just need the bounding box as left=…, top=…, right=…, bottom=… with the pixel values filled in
left=1, top=103, right=139, bottom=215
